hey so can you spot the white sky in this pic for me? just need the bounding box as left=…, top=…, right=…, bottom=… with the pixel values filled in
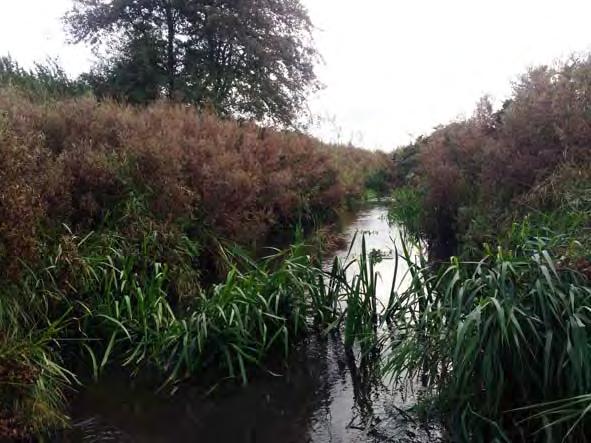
left=2, top=0, right=591, bottom=150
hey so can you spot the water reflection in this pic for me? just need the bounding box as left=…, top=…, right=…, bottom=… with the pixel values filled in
left=325, top=205, right=415, bottom=305
left=62, top=204, right=441, bottom=443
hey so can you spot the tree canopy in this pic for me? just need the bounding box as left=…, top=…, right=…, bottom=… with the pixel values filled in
left=65, top=0, right=321, bottom=126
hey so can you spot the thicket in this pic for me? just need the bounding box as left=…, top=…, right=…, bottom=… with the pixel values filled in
left=0, top=56, right=89, bottom=100
left=0, top=86, right=389, bottom=438
left=0, top=87, right=389, bottom=276
left=387, top=57, right=591, bottom=441
left=390, top=58, right=591, bottom=256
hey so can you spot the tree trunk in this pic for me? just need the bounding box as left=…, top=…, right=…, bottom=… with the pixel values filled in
left=165, top=1, right=175, bottom=99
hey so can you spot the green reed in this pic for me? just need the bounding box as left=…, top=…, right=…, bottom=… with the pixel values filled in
left=383, top=224, right=591, bottom=442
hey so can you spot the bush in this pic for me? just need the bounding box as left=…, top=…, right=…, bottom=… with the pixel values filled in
left=0, top=88, right=386, bottom=280
left=388, top=187, right=425, bottom=239
left=0, top=56, right=89, bottom=100
left=386, top=55, right=591, bottom=441
left=0, top=86, right=388, bottom=438
left=391, top=58, right=591, bottom=257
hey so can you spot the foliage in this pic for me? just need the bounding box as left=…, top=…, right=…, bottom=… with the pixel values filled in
left=385, top=103, right=591, bottom=440
left=389, top=187, right=425, bottom=240
left=0, top=86, right=387, bottom=438
left=364, top=168, right=392, bottom=198
left=0, top=88, right=385, bottom=280
left=385, top=215, right=591, bottom=441
left=0, top=226, right=390, bottom=438
left=65, top=0, right=320, bottom=126
left=385, top=56, right=591, bottom=441
left=81, top=34, right=166, bottom=105
left=321, top=144, right=393, bottom=203
left=391, top=142, right=420, bottom=187
left=0, top=55, right=89, bottom=100
left=0, top=285, right=75, bottom=439
left=390, top=58, right=591, bottom=258
left=39, top=232, right=324, bottom=387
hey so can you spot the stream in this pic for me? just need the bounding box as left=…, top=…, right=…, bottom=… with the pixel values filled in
left=61, top=204, right=442, bottom=443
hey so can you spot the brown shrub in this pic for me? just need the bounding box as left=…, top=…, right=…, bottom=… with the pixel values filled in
left=396, top=57, right=591, bottom=248
left=0, top=89, right=385, bottom=279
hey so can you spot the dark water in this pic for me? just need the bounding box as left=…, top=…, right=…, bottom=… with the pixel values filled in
left=61, top=205, right=442, bottom=443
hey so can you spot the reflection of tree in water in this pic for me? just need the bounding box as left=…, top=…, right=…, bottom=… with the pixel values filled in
left=324, top=329, right=443, bottom=443
left=344, top=346, right=382, bottom=432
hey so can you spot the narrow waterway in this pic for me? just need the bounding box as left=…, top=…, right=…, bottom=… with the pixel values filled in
left=62, top=204, right=441, bottom=443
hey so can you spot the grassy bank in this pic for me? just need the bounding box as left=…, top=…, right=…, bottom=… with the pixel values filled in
left=0, top=84, right=390, bottom=438
left=386, top=57, right=591, bottom=441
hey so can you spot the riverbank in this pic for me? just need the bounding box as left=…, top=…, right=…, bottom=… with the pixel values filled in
left=0, top=89, right=392, bottom=440
left=387, top=57, right=591, bottom=441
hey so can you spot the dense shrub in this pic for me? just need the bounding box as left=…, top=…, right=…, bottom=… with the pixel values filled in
left=391, top=57, right=591, bottom=257
left=0, top=88, right=386, bottom=280
left=322, top=144, right=392, bottom=202
left=387, top=56, right=591, bottom=441
left=0, top=56, right=89, bottom=100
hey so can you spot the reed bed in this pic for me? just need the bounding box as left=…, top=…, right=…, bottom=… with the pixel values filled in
left=0, top=229, right=394, bottom=438
left=384, top=217, right=591, bottom=441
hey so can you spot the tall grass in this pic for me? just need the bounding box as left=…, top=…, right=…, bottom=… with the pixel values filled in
left=0, top=56, right=88, bottom=100
left=384, top=220, right=591, bottom=441
left=0, top=222, right=395, bottom=438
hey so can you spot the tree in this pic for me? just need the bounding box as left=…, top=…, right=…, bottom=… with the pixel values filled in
left=0, top=55, right=89, bottom=99
left=80, top=33, right=167, bottom=104
left=65, top=0, right=321, bottom=126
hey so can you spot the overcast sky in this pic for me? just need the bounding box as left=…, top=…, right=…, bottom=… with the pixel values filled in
left=2, top=1, right=591, bottom=150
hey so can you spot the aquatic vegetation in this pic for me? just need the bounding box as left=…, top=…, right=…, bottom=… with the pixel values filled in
left=389, top=187, right=425, bottom=241
left=0, top=221, right=392, bottom=439
left=385, top=57, right=591, bottom=440
left=387, top=58, right=591, bottom=439
left=0, top=289, right=75, bottom=439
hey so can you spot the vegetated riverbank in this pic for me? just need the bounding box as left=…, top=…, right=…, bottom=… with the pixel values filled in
left=0, top=87, right=392, bottom=440
left=387, top=57, right=591, bottom=441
